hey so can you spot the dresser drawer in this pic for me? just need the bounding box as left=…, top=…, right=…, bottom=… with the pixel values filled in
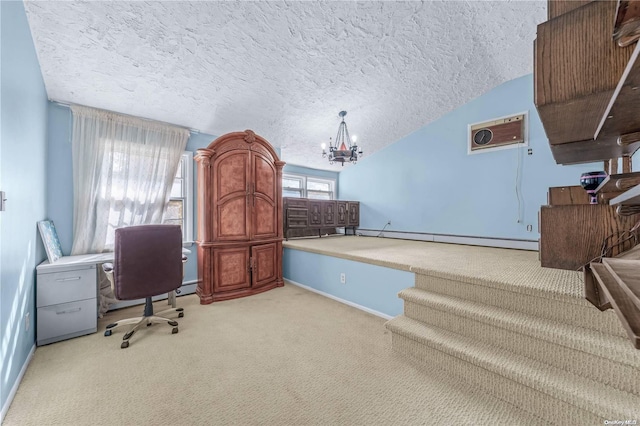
left=37, top=266, right=96, bottom=307
left=37, top=298, right=97, bottom=345
left=287, top=208, right=308, bottom=228
left=284, top=198, right=308, bottom=209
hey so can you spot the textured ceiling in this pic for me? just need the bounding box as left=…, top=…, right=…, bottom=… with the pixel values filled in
left=24, top=1, right=546, bottom=171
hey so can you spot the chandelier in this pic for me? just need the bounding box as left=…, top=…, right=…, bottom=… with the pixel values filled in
left=322, top=111, right=363, bottom=166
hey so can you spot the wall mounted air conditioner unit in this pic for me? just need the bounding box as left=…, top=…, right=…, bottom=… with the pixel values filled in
left=468, top=112, right=528, bottom=154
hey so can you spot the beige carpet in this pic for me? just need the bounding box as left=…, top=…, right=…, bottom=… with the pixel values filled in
left=283, top=236, right=640, bottom=422
left=284, top=235, right=585, bottom=301
left=3, top=283, right=546, bottom=426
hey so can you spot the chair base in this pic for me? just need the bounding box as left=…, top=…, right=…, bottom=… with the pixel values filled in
left=104, top=296, right=184, bottom=348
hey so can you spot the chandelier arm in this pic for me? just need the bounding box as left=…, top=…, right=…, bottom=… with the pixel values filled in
left=336, top=122, right=345, bottom=148
left=324, top=110, right=360, bottom=165
left=344, top=124, right=352, bottom=148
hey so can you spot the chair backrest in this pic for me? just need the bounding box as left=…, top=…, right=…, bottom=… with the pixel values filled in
left=113, top=225, right=183, bottom=301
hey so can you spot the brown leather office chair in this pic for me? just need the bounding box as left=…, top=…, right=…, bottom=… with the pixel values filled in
left=102, top=225, right=185, bottom=348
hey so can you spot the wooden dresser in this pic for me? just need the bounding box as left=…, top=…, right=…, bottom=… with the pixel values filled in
left=283, top=197, right=360, bottom=239
left=194, top=130, right=285, bottom=304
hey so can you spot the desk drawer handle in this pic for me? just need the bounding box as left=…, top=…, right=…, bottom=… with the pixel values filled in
left=56, top=307, right=82, bottom=315
left=56, top=276, right=82, bottom=282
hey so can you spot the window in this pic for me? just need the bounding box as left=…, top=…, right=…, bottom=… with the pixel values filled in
left=283, top=175, right=304, bottom=198
left=163, top=152, right=194, bottom=243
left=282, top=173, right=335, bottom=199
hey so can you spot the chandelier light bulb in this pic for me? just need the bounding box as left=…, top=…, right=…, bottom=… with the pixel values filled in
left=321, top=143, right=326, bottom=150
left=352, top=135, right=357, bottom=143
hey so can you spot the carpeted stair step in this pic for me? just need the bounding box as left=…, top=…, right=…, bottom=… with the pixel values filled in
left=415, top=273, right=626, bottom=338
left=385, top=315, right=640, bottom=424
left=399, top=287, right=640, bottom=395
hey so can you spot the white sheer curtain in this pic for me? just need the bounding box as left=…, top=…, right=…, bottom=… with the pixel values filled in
left=70, top=105, right=189, bottom=255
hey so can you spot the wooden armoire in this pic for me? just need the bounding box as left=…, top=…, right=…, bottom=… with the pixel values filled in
left=194, top=130, right=285, bottom=304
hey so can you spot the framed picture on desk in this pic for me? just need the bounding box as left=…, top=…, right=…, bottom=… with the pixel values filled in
left=37, top=220, right=63, bottom=263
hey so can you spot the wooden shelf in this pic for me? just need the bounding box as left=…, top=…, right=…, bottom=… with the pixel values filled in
left=596, top=42, right=640, bottom=143
left=590, top=261, right=640, bottom=348
left=594, top=172, right=640, bottom=198
left=610, top=183, right=640, bottom=206
left=549, top=43, right=640, bottom=165
left=604, top=258, right=640, bottom=311
left=535, top=3, right=640, bottom=165
left=587, top=243, right=640, bottom=349
left=550, top=136, right=640, bottom=165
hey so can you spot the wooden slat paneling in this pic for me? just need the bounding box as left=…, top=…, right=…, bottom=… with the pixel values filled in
left=540, top=205, right=639, bottom=270
left=548, top=186, right=590, bottom=205
left=535, top=1, right=635, bottom=145
left=548, top=0, right=592, bottom=20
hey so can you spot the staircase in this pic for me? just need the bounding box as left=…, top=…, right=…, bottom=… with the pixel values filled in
left=386, top=271, right=640, bottom=424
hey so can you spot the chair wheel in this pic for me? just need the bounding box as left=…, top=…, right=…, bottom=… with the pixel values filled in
left=168, top=320, right=178, bottom=327
left=147, top=322, right=152, bottom=327
left=104, top=330, right=112, bottom=337
left=178, top=312, right=184, bottom=318
left=172, top=327, right=178, bottom=334
left=121, top=341, right=129, bottom=349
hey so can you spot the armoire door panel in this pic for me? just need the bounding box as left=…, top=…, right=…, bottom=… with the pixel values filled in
left=216, top=151, right=250, bottom=200
left=251, top=152, right=278, bottom=239
left=252, top=243, right=277, bottom=288
left=253, top=154, right=276, bottom=202
left=217, top=198, right=250, bottom=240
left=253, top=197, right=277, bottom=238
left=214, top=247, right=251, bottom=292
left=215, top=150, right=251, bottom=240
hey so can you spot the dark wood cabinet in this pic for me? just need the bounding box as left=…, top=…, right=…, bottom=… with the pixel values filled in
left=195, top=130, right=285, bottom=304
left=284, top=197, right=359, bottom=239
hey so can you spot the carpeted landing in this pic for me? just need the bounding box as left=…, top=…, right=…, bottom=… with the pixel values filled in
left=286, top=236, right=640, bottom=423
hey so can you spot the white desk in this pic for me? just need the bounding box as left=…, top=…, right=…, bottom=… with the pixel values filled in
left=36, top=249, right=190, bottom=346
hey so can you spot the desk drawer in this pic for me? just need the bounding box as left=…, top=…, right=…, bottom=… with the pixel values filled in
left=37, top=267, right=96, bottom=307
left=37, top=298, right=97, bottom=345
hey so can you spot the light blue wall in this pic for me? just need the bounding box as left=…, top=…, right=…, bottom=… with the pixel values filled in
left=283, top=248, right=413, bottom=317
left=46, top=105, right=221, bottom=284
left=339, top=74, right=602, bottom=241
left=1, top=0, right=48, bottom=414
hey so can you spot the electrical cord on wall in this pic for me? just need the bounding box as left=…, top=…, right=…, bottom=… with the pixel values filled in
left=377, top=221, right=391, bottom=237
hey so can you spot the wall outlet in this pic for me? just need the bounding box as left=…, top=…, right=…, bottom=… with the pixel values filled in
left=340, top=273, right=346, bottom=284
left=25, top=312, right=30, bottom=332
left=526, top=224, right=533, bottom=232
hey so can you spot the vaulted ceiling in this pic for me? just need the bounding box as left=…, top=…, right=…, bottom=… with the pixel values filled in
left=23, top=1, right=546, bottom=171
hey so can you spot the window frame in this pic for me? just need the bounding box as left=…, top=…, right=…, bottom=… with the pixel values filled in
left=282, top=173, right=336, bottom=200
left=165, top=151, right=194, bottom=245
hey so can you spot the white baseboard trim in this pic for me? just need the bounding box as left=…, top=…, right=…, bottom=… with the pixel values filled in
left=1, top=343, right=36, bottom=423
left=355, top=229, right=539, bottom=251
left=285, top=279, right=393, bottom=320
